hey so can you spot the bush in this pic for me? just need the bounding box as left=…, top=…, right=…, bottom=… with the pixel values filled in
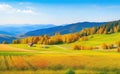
left=65, top=69, right=75, bottom=74
left=107, top=44, right=114, bottom=49
left=48, top=64, right=64, bottom=70
left=116, top=41, right=120, bottom=47
left=101, top=43, right=114, bottom=49
left=117, top=47, right=120, bottom=52
left=93, top=46, right=99, bottom=49
left=72, top=44, right=93, bottom=50
left=101, top=43, right=108, bottom=49
left=72, top=45, right=81, bottom=50
left=85, top=46, right=93, bottom=50
left=80, top=36, right=88, bottom=41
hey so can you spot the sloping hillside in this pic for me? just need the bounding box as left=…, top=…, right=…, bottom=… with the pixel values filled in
left=0, top=24, right=55, bottom=36
left=79, top=20, right=120, bottom=36
left=0, top=34, right=16, bottom=43
left=23, top=22, right=105, bottom=36
left=0, top=31, right=12, bottom=35
left=70, top=32, right=120, bottom=47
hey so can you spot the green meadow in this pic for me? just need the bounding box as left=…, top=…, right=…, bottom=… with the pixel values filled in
left=0, top=33, right=120, bottom=74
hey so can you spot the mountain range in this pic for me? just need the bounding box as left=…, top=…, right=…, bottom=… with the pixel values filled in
left=23, top=22, right=105, bottom=36
left=0, top=34, right=16, bottom=43
left=0, top=24, right=55, bottom=43
left=0, top=24, right=55, bottom=36
left=0, top=22, right=107, bottom=43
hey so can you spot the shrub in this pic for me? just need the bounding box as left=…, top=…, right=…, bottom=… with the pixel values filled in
left=72, top=45, right=81, bottom=50
left=101, top=43, right=114, bottom=49
left=117, top=47, right=120, bottom=52
left=116, top=41, right=120, bottom=47
left=107, top=44, right=114, bottom=49
left=101, top=43, right=108, bottom=49
left=72, top=44, right=93, bottom=50
left=80, top=36, right=88, bottom=41
left=93, top=46, right=99, bottom=49
left=85, top=46, right=93, bottom=50
left=65, top=69, right=75, bottom=74
left=48, top=64, right=64, bottom=70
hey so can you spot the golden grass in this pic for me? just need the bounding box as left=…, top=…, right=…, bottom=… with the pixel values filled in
left=0, top=70, right=100, bottom=74
left=0, top=56, right=7, bottom=70
left=0, top=44, right=120, bottom=73
left=0, top=52, right=119, bottom=73
left=0, top=44, right=36, bottom=52
left=11, top=56, right=30, bottom=70
left=25, top=54, right=120, bottom=70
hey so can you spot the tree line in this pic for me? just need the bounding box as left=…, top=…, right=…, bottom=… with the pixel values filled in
left=12, top=33, right=80, bottom=45
left=79, top=20, right=120, bottom=36
left=12, top=20, right=120, bottom=45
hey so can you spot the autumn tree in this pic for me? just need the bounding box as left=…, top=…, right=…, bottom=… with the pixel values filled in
left=103, top=29, right=107, bottom=34
left=80, top=36, right=88, bottom=41
left=72, top=44, right=81, bottom=50
left=97, top=27, right=105, bottom=34
left=110, top=28, right=114, bottom=33
left=12, top=39, right=20, bottom=44
left=2, top=41, right=7, bottom=44
left=114, top=26, right=119, bottom=32
left=89, top=27, right=96, bottom=35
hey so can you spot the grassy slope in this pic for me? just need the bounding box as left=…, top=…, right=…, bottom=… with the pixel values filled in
left=79, top=32, right=120, bottom=46
left=59, top=32, right=120, bottom=50
left=1, top=33, right=120, bottom=73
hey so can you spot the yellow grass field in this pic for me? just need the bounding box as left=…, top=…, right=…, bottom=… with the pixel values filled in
left=0, top=44, right=32, bottom=52
left=0, top=44, right=120, bottom=74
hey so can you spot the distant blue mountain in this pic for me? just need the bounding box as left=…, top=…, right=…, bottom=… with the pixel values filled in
left=0, top=34, right=16, bottom=43
left=0, top=31, right=12, bottom=35
left=0, top=24, right=55, bottom=36
left=23, top=22, right=106, bottom=36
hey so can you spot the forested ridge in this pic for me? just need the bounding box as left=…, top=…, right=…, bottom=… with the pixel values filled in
left=12, top=20, right=120, bottom=45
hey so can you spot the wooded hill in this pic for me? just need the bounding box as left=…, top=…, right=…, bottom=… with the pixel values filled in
left=12, top=20, right=120, bottom=45
left=23, top=22, right=104, bottom=36
left=80, top=20, right=120, bottom=36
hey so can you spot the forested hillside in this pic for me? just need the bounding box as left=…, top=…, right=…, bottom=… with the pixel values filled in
left=12, top=20, right=120, bottom=45
left=80, top=20, right=120, bottom=36
left=23, top=22, right=105, bottom=36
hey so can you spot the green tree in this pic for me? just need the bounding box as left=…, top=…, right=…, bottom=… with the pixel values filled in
left=65, top=69, right=75, bottom=74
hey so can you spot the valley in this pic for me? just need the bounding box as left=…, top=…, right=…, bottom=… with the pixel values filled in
left=0, top=32, right=120, bottom=74
left=0, top=0, right=120, bottom=74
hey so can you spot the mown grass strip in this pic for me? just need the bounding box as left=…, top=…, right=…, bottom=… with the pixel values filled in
left=0, top=52, right=34, bottom=56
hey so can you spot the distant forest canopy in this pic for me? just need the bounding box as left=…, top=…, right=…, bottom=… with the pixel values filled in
left=80, top=20, right=120, bottom=36
left=12, top=20, right=120, bottom=45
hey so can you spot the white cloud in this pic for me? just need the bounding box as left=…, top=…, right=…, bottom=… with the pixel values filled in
left=0, top=4, right=12, bottom=10
left=0, top=4, right=37, bottom=14
left=16, top=9, right=37, bottom=14
left=0, top=4, right=15, bottom=13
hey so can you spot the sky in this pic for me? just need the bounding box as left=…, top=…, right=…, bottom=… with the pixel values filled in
left=0, top=0, right=120, bottom=25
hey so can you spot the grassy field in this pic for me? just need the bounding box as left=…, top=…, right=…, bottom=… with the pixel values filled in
left=1, top=49, right=120, bottom=74
left=0, top=33, right=120, bottom=74
left=58, top=33, right=120, bottom=50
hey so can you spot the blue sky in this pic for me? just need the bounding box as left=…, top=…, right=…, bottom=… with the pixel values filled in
left=0, top=0, right=120, bottom=25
